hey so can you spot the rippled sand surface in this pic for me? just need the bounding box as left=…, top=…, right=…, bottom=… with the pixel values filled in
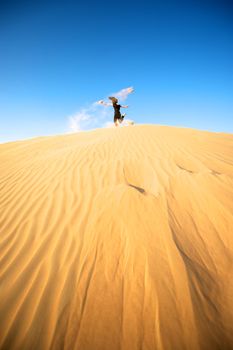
left=1, top=125, right=233, bottom=350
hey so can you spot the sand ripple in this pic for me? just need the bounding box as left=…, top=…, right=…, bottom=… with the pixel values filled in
left=0, top=125, right=233, bottom=349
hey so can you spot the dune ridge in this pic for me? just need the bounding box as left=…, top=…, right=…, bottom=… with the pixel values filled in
left=0, top=125, right=233, bottom=350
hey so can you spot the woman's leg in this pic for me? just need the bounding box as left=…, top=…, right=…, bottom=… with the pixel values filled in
left=114, top=116, right=118, bottom=127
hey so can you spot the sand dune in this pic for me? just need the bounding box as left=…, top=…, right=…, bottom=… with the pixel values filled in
left=0, top=125, right=233, bottom=350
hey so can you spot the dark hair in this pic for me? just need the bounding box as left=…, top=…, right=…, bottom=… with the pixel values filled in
left=109, top=96, right=118, bottom=103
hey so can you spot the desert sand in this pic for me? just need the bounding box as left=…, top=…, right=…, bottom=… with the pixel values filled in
left=0, top=125, right=233, bottom=350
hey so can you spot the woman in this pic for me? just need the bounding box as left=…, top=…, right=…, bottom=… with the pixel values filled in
left=109, top=97, right=128, bottom=126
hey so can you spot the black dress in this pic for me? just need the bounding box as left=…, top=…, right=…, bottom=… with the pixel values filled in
left=113, top=103, right=122, bottom=122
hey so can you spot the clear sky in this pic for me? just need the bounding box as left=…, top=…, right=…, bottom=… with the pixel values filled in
left=0, top=0, right=232, bottom=142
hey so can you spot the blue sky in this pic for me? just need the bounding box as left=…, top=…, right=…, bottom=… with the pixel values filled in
left=0, top=0, right=232, bottom=142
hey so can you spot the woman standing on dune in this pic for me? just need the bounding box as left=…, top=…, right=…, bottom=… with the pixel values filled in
left=109, top=97, right=128, bottom=126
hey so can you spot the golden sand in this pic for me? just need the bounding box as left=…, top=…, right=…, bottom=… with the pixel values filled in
left=0, top=125, right=233, bottom=349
